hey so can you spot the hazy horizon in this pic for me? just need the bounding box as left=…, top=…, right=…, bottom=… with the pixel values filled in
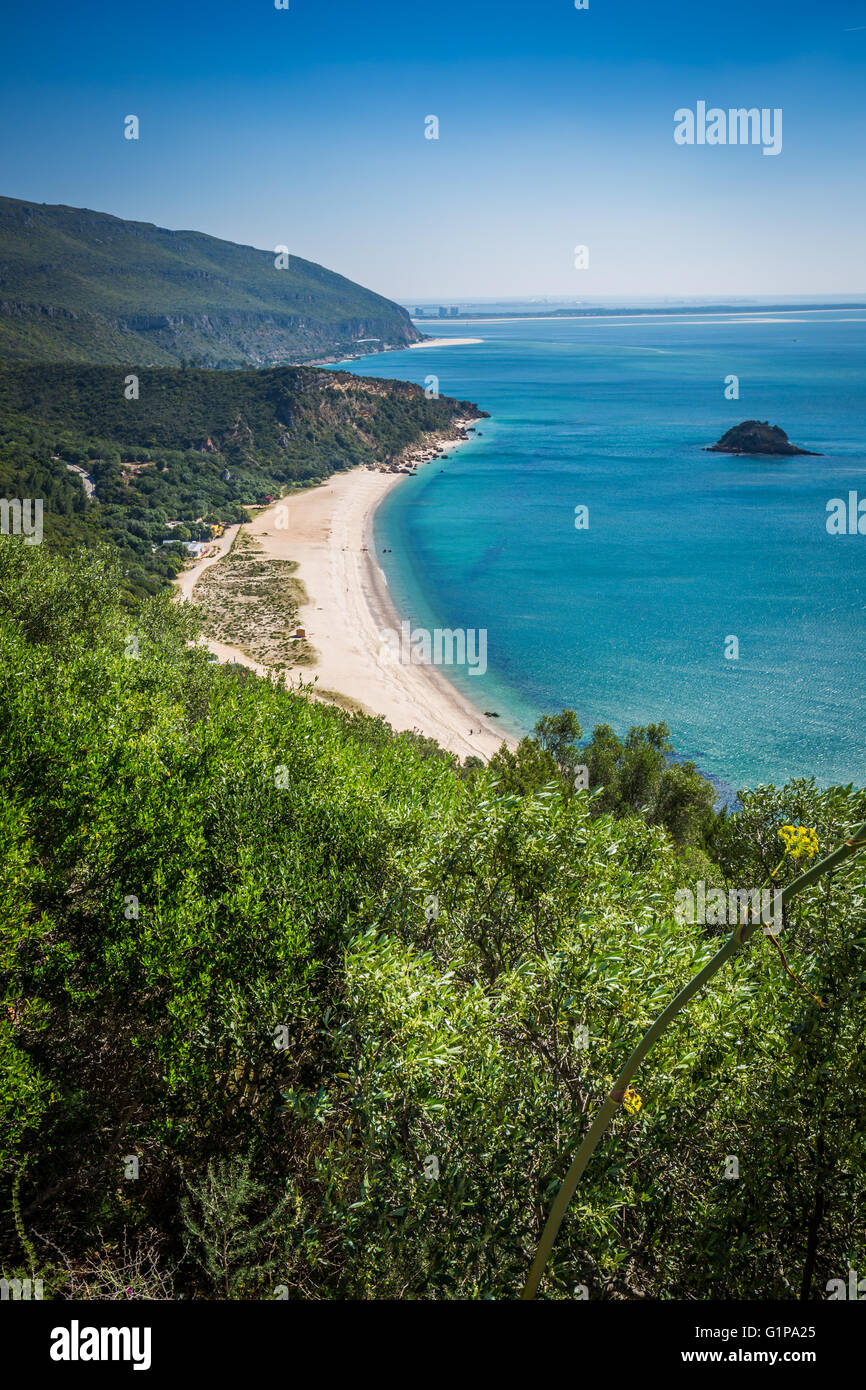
left=1, top=0, right=865, bottom=301
left=5, top=189, right=866, bottom=308
left=405, top=293, right=866, bottom=308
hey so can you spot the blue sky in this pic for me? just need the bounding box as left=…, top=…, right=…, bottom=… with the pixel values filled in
left=1, top=0, right=865, bottom=299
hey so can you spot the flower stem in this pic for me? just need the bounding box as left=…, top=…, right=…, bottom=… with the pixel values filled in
left=522, top=819, right=866, bottom=1300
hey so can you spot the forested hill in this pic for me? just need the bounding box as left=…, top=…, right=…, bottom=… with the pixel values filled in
left=0, top=196, right=421, bottom=367
left=0, top=361, right=482, bottom=599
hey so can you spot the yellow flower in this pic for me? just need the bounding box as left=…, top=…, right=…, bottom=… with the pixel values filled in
left=623, top=1086, right=642, bottom=1115
left=778, top=825, right=818, bottom=861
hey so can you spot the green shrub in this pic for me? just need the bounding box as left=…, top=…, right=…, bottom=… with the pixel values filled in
left=1, top=538, right=863, bottom=1299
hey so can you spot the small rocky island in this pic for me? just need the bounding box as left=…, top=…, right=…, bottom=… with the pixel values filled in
left=706, top=420, right=821, bottom=456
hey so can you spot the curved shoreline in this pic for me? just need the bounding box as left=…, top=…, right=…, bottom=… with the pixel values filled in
left=177, top=446, right=517, bottom=762
left=360, top=477, right=514, bottom=759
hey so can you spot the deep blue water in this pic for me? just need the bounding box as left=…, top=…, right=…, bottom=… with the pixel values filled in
left=333, top=312, right=866, bottom=795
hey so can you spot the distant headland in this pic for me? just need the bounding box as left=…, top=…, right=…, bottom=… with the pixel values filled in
left=706, top=420, right=822, bottom=456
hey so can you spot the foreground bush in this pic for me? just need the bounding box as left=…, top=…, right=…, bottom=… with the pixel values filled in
left=1, top=539, right=864, bottom=1298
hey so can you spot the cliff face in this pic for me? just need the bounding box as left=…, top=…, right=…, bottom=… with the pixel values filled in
left=707, top=420, right=821, bottom=456
left=0, top=196, right=421, bottom=367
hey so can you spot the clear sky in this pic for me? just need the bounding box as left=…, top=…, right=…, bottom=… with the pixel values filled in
left=1, top=0, right=865, bottom=300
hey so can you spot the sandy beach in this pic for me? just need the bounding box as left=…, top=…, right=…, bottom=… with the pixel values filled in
left=409, top=336, right=483, bottom=348
left=177, top=438, right=516, bottom=762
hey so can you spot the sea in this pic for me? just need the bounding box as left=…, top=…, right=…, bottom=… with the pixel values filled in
left=332, top=309, right=866, bottom=798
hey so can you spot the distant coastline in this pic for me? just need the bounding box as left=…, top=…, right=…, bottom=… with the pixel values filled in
left=310, top=335, right=482, bottom=367
left=409, top=299, right=866, bottom=323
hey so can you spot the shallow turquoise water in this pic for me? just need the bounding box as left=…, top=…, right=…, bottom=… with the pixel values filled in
left=333, top=312, right=866, bottom=796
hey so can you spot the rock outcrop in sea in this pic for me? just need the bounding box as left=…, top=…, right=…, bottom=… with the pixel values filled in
left=706, top=420, right=821, bottom=456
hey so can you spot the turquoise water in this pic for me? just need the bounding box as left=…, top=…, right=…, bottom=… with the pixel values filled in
left=333, top=312, right=866, bottom=796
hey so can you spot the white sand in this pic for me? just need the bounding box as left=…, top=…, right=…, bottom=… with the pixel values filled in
left=176, top=447, right=516, bottom=762
left=408, top=337, right=483, bottom=348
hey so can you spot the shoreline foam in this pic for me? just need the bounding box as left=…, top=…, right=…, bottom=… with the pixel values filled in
left=408, top=337, right=483, bottom=348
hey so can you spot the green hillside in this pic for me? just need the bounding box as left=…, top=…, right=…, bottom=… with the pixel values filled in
left=1, top=539, right=864, bottom=1299
left=0, top=196, right=421, bottom=366
left=0, top=361, right=482, bottom=600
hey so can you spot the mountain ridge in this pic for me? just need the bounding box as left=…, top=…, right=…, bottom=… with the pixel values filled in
left=0, top=195, right=421, bottom=367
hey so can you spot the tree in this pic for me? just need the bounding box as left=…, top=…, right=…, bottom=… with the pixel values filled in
left=488, top=737, right=560, bottom=796
left=533, top=710, right=583, bottom=779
